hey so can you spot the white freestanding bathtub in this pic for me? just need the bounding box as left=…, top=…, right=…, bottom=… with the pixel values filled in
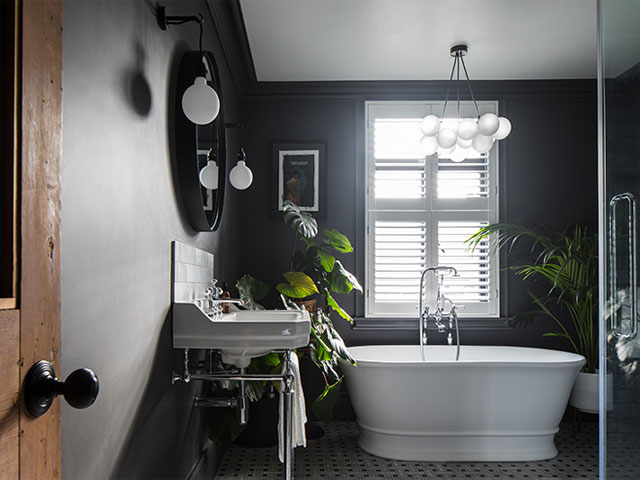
left=340, top=345, right=585, bottom=461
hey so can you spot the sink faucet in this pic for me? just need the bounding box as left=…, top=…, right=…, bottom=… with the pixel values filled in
left=418, top=266, right=461, bottom=361
left=204, top=280, right=244, bottom=319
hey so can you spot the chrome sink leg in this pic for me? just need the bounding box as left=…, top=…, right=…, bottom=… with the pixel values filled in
left=283, top=352, right=294, bottom=480
left=171, top=349, right=191, bottom=384
left=182, top=349, right=191, bottom=383
left=238, top=368, right=249, bottom=426
left=176, top=349, right=298, bottom=478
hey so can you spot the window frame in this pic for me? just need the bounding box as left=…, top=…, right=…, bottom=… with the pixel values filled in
left=364, top=100, right=500, bottom=319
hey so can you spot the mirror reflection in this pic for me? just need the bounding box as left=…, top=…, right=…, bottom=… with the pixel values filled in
left=175, top=50, right=226, bottom=232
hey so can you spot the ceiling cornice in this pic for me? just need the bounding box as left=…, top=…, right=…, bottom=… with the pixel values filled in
left=238, top=79, right=597, bottom=102
left=205, top=0, right=257, bottom=95
left=210, top=1, right=596, bottom=102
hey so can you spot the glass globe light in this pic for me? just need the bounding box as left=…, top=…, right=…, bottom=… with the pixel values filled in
left=437, top=128, right=457, bottom=149
left=437, top=145, right=455, bottom=157
left=421, top=115, right=441, bottom=136
left=419, top=135, right=438, bottom=156
left=457, top=118, right=478, bottom=140
left=199, top=160, right=219, bottom=190
left=472, top=133, right=495, bottom=154
left=457, top=137, right=472, bottom=148
left=182, top=76, right=220, bottom=125
left=477, top=113, right=500, bottom=136
left=493, top=117, right=512, bottom=140
left=453, top=146, right=481, bottom=163
left=229, top=160, right=253, bottom=190
left=448, top=147, right=467, bottom=163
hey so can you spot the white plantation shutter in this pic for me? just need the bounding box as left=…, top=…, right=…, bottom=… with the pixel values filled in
left=373, top=220, right=427, bottom=303
left=438, top=157, right=489, bottom=199
left=366, top=102, right=499, bottom=318
left=375, top=158, right=425, bottom=199
left=437, top=220, right=496, bottom=315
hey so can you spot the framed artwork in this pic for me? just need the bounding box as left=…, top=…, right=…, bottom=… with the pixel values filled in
left=272, top=143, right=326, bottom=218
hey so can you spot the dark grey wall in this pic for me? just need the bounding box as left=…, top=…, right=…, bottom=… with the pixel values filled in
left=61, top=1, right=242, bottom=478
left=604, top=61, right=640, bottom=437
left=236, top=82, right=598, bottom=350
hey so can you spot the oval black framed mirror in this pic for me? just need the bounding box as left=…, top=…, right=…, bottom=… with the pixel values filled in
left=175, top=50, right=226, bottom=231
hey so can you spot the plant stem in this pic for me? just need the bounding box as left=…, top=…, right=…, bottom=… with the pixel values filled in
left=289, top=230, right=298, bottom=272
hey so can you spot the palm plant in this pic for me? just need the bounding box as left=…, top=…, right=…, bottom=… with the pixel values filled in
left=466, top=223, right=598, bottom=372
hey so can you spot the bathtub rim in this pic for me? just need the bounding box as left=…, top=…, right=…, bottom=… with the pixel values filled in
left=341, top=345, right=586, bottom=369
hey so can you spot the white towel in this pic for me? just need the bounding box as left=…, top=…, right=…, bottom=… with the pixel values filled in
left=278, top=352, right=307, bottom=463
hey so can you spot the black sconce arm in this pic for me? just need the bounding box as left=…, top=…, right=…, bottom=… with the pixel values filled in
left=156, top=5, right=206, bottom=75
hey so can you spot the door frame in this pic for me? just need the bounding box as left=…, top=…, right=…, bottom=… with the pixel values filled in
left=9, top=0, right=63, bottom=478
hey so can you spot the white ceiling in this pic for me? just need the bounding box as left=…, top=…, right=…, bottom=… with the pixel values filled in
left=239, top=0, right=601, bottom=82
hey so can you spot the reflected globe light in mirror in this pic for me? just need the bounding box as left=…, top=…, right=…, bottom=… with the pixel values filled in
left=199, top=159, right=219, bottom=190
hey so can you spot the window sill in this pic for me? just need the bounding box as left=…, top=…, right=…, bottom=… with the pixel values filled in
left=352, top=317, right=514, bottom=331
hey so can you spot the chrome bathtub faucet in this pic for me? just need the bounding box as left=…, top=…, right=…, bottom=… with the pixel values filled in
left=418, top=266, right=461, bottom=361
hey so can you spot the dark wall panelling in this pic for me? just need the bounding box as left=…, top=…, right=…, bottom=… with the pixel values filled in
left=237, top=82, right=597, bottom=351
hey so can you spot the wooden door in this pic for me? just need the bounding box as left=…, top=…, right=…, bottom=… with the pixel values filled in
left=0, top=0, right=63, bottom=478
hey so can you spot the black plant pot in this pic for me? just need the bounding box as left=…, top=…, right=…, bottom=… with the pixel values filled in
left=235, top=394, right=279, bottom=447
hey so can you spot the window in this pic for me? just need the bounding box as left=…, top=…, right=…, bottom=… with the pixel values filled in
left=365, top=101, right=499, bottom=318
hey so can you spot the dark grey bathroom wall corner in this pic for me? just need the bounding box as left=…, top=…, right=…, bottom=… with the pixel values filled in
left=61, top=1, right=241, bottom=478
left=237, top=82, right=598, bottom=350
left=234, top=86, right=596, bottom=423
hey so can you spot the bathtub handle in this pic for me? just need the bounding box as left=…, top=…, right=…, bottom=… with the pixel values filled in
left=610, top=192, right=637, bottom=339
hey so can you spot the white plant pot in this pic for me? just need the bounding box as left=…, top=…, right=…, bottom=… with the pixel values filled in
left=569, top=371, right=613, bottom=414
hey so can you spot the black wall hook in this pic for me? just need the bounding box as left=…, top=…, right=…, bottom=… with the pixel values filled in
left=156, top=6, right=203, bottom=31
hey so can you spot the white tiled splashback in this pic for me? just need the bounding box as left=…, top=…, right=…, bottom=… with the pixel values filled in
left=172, top=241, right=214, bottom=303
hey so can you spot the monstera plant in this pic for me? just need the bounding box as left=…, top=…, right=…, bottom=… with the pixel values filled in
left=236, top=201, right=360, bottom=421
left=206, top=202, right=360, bottom=445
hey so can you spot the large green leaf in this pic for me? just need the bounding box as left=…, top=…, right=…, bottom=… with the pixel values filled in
left=283, top=200, right=318, bottom=239
left=235, top=274, right=269, bottom=310
left=303, top=246, right=323, bottom=274
left=291, top=250, right=307, bottom=272
left=324, top=229, right=353, bottom=253
left=330, top=260, right=363, bottom=294
left=276, top=271, right=319, bottom=298
left=311, top=378, right=343, bottom=422
left=311, top=328, right=334, bottom=362
left=314, top=310, right=355, bottom=364
left=325, top=289, right=353, bottom=323
left=317, top=250, right=336, bottom=272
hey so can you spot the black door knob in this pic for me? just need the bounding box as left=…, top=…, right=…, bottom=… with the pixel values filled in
left=24, top=360, right=99, bottom=418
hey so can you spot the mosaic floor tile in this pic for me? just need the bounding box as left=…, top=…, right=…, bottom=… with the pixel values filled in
left=216, top=421, right=598, bottom=479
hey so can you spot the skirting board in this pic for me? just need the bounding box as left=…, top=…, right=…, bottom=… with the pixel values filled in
left=185, top=439, right=216, bottom=480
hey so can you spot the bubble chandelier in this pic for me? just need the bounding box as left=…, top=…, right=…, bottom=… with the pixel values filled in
left=419, top=44, right=512, bottom=162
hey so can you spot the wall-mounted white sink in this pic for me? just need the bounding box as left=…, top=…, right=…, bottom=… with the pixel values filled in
left=172, top=303, right=311, bottom=367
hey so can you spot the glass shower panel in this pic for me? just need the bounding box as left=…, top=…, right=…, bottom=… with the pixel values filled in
left=600, top=0, right=640, bottom=478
